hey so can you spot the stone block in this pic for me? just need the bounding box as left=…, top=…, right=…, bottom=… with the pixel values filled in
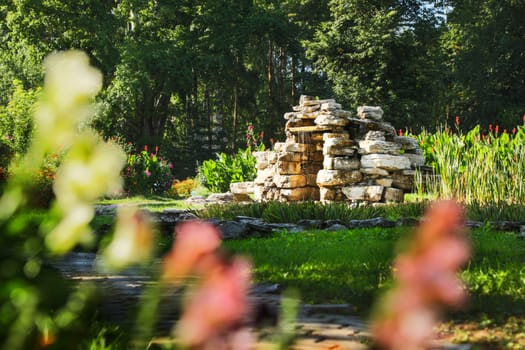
left=384, top=187, right=405, bottom=203
left=321, top=102, right=342, bottom=111
left=277, top=161, right=302, bottom=175
left=364, top=131, right=386, bottom=141
left=323, top=138, right=357, bottom=156
left=278, top=152, right=304, bottom=162
left=306, top=174, right=318, bottom=186
left=323, top=156, right=334, bottom=170
left=392, top=173, right=414, bottom=191
left=314, top=113, right=349, bottom=127
left=375, top=178, right=393, bottom=187
left=230, top=181, right=254, bottom=194
left=360, top=167, right=390, bottom=176
left=333, top=157, right=361, bottom=171
left=254, top=168, right=274, bottom=185
left=342, top=186, right=384, bottom=202
left=317, top=170, right=363, bottom=187
left=273, top=142, right=314, bottom=153
left=357, top=106, right=384, bottom=121
left=358, top=140, right=401, bottom=155
left=280, top=187, right=319, bottom=201
left=404, top=153, right=426, bottom=167
left=273, top=175, right=307, bottom=188
left=360, top=154, right=411, bottom=171
left=394, top=136, right=419, bottom=151
left=320, top=187, right=345, bottom=202
left=323, top=132, right=349, bottom=140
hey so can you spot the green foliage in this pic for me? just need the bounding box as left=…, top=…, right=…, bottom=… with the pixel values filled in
left=0, top=80, right=41, bottom=166
left=224, top=227, right=525, bottom=314
left=197, top=201, right=427, bottom=223
left=416, top=123, right=525, bottom=206
left=122, top=146, right=174, bottom=196
left=198, top=147, right=259, bottom=193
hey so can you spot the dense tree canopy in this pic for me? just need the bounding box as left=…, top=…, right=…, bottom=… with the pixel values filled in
left=1, top=0, right=524, bottom=177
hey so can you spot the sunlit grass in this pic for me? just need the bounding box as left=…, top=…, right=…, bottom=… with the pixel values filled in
left=223, top=227, right=525, bottom=317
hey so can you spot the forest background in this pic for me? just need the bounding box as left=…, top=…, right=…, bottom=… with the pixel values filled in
left=1, top=0, right=524, bottom=179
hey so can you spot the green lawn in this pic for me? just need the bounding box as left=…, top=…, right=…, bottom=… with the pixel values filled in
left=223, top=227, right=525, bottom=318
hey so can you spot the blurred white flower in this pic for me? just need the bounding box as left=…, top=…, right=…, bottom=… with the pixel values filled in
left=53, top=133, right=126, bottom=211
left=102, top=206, right=155, bottom=270
left=34, top=50, right=102, bottom=151
left=46, top=204, right=94, bottom=254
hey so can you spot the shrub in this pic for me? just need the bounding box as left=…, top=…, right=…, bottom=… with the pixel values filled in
left=0, top=80, right=40, bottom=180
left=167, top=177, right=198, bottom=199
left=198, top=147, right=258, bottom=193
left=122, top=146, right=174, bottom=196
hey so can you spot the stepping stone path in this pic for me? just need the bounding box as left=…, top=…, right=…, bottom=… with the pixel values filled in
left=49, top=252, right=470, bottom=349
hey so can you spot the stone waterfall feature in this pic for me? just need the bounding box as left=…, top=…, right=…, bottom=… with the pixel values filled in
left=253, top=96, right=425, bottom=204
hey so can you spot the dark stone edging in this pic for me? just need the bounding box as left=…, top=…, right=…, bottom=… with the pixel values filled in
left=95, top=205, right=525, bottom=240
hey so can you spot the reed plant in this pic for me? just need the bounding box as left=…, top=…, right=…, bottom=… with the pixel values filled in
left=417, top=122, right=525, bottom=206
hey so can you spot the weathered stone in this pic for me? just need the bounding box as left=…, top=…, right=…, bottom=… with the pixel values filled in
left=273, top=175, right=307, bottom=188
left=277, top=151, right=304, bottom=162
left=303, top=105, right=320, bottom=113
left=230, top=181, right=254, bottom=194
left=333, top=109, right=351, bottom=118
left=323, top=132, right=349, bottom=140
left=317, top=170, right=363, bottom=187
left=325, top=223, right=348, bottom=231
left=348, top=118, right=396, bottom=136
left=360, top=154, right=411, bottom=171
left=323, top=138, right=357, bottom=156
left=321, top=102, right=342, bottom=111
left=284, top=112, right=297, bottom=120
left=364, top=131, right=386, bottom=141
left=342, top=186, right=384, bottom=202
left=384, top=187, right=404, bottom=202
left=404, top=153, right=426, bottom=167
left=323, top=156, right=334, bottom=170
left=254, top=168, right=274, bottom=184
left=306, top=174, right=318, bottom=186
left=348, top=217, right=396, bottom=228
left=296, top=111, right=320, bottom=119
left=360, top=167, right=390, bottom=176
left=320, top=187, right=345, bottom=201
left=357, top=106, right=384, bottom=121
left=277, top=161, right=302, bottom=175
left=273, top=142, right=315, bottom=153
left=280, top=187, right=319, bottom=201
left=358, top=141, right=401, bottom=155
left=314, top=114, right=349, bottom=127
left=207, top=192, right=234, bottom=204
left=391, top=174, right=414, bottom=191
left=394, top=136, right=419, bottom=150
left=333, top=157, right=361, bottom=171
left=375, top=178, right=393, bottom=187
left=299, top=94, right=314, bottom=104
left=217, top=221, right=248, bottom=239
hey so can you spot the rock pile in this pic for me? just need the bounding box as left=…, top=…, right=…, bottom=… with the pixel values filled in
left=253, top=96, right=425, bottom=204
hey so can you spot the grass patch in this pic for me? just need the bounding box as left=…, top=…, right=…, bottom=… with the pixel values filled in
left=97, top=195, right=195, bottom=211
left=223, top=227, right=525, bottom=318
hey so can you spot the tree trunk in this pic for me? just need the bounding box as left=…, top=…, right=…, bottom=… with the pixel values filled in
left=232, top=84, right=238, bottom=152
left=267, top=39, right=274, bottom=137
left=291, top=56, right=296, bottom=102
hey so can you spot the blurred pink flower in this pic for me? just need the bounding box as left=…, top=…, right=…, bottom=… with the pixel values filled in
left=371, top=200, right=470, bottom=350
left=176, top=257, right=252, bottom=349
left=145, top=170, right=151, bottom=177
left=162, top=221, right=222, bottom=282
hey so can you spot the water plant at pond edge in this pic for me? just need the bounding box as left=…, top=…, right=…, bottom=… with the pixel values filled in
left=416, top=122, right=525, bottom=206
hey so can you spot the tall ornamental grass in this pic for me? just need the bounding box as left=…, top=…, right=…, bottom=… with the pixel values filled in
left=417, top=121, right=525, bottom=206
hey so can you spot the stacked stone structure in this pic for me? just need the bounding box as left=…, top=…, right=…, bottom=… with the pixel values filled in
left=253, top=96, right=425, bottom=204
